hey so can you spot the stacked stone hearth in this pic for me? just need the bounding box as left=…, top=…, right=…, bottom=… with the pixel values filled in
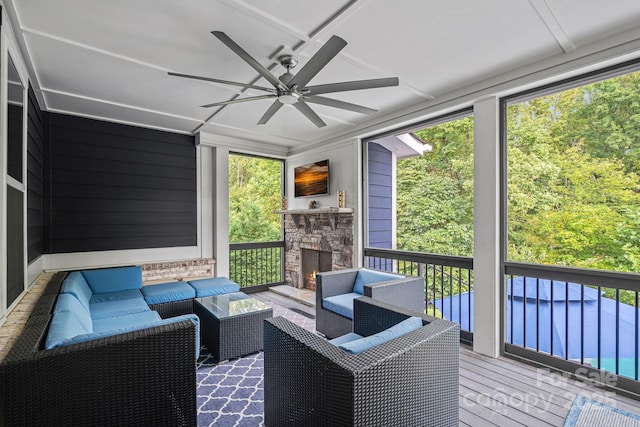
left=283, top=210, right=354, bottom=289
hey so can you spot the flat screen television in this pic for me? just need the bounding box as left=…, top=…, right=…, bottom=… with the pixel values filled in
left=294, top=159, right=329, bottom=198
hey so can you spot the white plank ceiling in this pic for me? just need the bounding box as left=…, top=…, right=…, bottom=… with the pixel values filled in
left=6, top=0, right=640, bottom=151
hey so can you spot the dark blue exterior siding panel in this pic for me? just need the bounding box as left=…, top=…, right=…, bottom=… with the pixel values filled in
left=27, top=85, right=44, bottom=262
left=367, top=142, right=394, bottom=249
left=46, top=113, right=197, bottom=253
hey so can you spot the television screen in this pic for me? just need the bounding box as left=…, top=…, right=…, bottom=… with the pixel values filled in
left=294, top=159, right=329, bottom=198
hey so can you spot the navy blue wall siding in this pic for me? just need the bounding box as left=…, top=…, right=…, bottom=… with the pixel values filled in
left=45, top=113, right=197, bottom=253
left=8, top=104, right=23, bottom=182
left=27, top=85, right=44, bottom=262
left=7, top=186, right=24, bottom=306
left=367, top=142, right=393, bottom=250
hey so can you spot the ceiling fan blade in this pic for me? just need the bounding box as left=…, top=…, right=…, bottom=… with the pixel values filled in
left=200, top=94, right=276, bottom=108
left=211, top=31, right=286, bottom=91
left=305, top=95, right=377, bottom=114
left=258, top=100, right=284, bottom=125
left=287, top=35, right=347, bottom=89
left=305, top=77, right=399, bottom=95
left=294, top=101, right=327, bottom=128
left=168, top=72, right=276, bottom=93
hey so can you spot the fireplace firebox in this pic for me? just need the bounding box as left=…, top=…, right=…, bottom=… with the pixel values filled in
left=300, top=248, right=332, bottom=291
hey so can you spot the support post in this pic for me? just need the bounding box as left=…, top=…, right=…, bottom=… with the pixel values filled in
left=473, top=96, right=502, bottom=358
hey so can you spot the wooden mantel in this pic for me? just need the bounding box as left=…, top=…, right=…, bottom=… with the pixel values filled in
left=274, top=208, right=354, bottom=230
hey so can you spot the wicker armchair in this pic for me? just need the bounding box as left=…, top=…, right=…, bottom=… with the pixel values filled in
left=0, top=272, right=197, bottom=427
left=315, top=268, right=424, bottom=338
left=264, top=297, right=460, bottom=427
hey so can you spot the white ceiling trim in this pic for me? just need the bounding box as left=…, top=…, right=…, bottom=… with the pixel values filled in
left=529, top=0, right=575, bottom=53
left=22, top=27, right=169, bottom=72
left=222, top=0, right=311, bottom=42
left=41, top=87, right=204, bottom=124
left=203, top=121, right=309, bottom=145
left=304, top=0, right=369, bottom=40
left=197, top=131, right=289, bottom=158
left=46, top=105, right=196, bottom=135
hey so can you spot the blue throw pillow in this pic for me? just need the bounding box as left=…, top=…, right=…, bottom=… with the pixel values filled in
left=352, top=269, right=402, bottom=295
left=338, top=316, right=423, bottom=354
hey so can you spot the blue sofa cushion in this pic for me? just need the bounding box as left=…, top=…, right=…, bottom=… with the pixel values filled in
left=57, top=314, right=201, bottom=357
left=328, top=332, right=363, bottom=346
left=92, top=310, right=162, bottom=333
left=54, top=293, right=93, bottom=332
left=353, top=269, right=403, bottom=295
left=60, top=272, right=93, bottom=311
left=322, top=292, right=361, bottom=319
left=187, top=277, right=239, bottom=297
left=90, top=289, right=143, bottom=304
left=337, top=316, right=424, bottom=354
left=142, top=281, right=196, bottom=304
left=45, top=311, right=92, bottom=350
left=89, top=297, right=150, bottom=320
left=81, top=266, right=142, bottom=294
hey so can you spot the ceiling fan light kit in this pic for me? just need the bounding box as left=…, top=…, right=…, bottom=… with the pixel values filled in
left=169, top=31, right=399, bottom=128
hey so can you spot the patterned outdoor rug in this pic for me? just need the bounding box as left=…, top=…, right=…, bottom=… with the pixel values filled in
left=564, top=395, right=640, bottom=427
left=196, top=302, right=316, bottom=427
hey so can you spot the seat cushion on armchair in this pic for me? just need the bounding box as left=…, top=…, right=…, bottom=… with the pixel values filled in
left=81, top=266, right=143, bottom=294
left=322, top=292, right=361, bottom=319
left=337, top=316, right=424, bottom=354
left=352, top=269, right=403, bottom=295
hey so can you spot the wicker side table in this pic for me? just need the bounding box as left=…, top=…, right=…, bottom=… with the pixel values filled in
left=194, top=292, right=273, bottom=362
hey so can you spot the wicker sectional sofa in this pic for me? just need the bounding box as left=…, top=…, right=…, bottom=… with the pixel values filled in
left=0, top=268, right=232, bottom=427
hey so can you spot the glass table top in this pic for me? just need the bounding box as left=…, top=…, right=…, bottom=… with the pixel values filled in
left=197, top=292, right=271, bottom=319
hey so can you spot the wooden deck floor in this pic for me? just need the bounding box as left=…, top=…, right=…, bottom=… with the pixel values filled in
left=253, top=288, right=640, bottom=427
left=2, top=277, right=639, bottom=426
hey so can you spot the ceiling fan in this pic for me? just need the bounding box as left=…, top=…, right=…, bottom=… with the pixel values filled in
left=169, top=31, right=399, bottom=128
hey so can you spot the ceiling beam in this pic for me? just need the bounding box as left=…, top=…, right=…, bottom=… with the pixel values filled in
left=529, top=0, right=575, bottom=53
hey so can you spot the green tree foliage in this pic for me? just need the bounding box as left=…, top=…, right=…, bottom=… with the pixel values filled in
left=228, top=155, right=283, bottom=287
left=506, top=72, right=640, bottom=276
left=228, top=155, right=282, bottom=243
left=396, top=116, right=474, bottom=256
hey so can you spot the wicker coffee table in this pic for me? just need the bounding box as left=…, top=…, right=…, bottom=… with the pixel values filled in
left=194, top=292, right=273, bottom=362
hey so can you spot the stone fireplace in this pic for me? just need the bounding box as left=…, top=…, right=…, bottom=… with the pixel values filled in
left=280, top=208, right=354, bottom=290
